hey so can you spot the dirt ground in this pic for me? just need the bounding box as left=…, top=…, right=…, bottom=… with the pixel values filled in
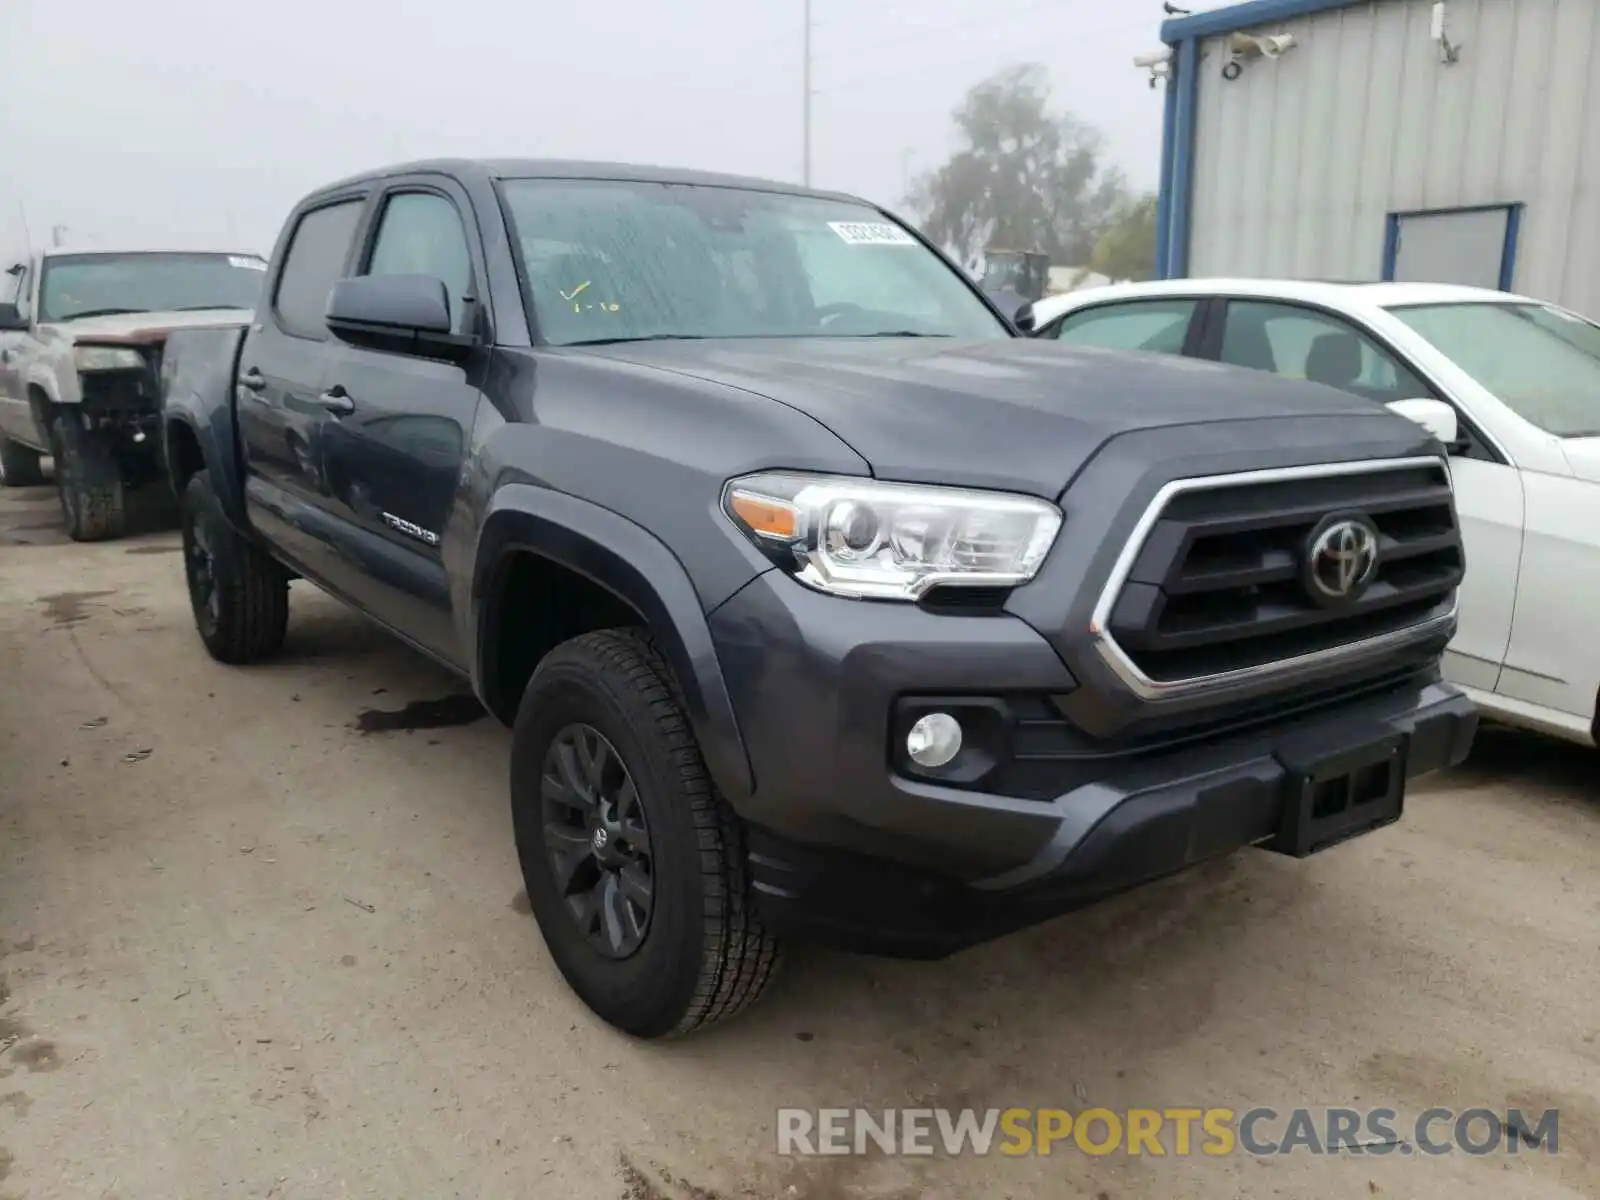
left=0, top=480, right=1596, bottom=1200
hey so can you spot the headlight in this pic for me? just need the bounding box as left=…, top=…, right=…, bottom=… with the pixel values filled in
left=722, top=472, right=1062, bottom=601
left=73, top=345, right=145, bottom=372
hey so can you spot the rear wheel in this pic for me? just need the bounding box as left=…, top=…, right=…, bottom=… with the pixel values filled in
left=511, top=629, right=781, bottom=1038
left=0, top=434, right=44, bottom=487
left=181, top=469, right=289, bottom=663
left=51, top=414, right=125, bottom=540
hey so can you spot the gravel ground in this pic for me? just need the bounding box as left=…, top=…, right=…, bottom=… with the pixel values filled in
left=1, top=481, right=1596, bottom=1200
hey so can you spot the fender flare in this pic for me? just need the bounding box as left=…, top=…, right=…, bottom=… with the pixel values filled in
left=163, top=406, right=250, bottom=531
left=22, top=370, right=58, bottom=400
left=161, top=331, right=251, bottom=531
left=21, top=373, right=59, bottom=427
left=471, top=484, right=756, bottom=804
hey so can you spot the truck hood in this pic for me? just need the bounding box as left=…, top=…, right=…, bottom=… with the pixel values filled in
left=43, top=308, right=252, bottom=343
left=578, top=337, right=1394, bottom=496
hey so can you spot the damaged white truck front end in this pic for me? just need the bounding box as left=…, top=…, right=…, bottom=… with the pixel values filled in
left=0, top=248, right=265, bottom=540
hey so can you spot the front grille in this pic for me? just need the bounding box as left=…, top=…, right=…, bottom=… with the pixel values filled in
left=81, top=345, right=161, bottom=415
left=1102, top=459, right=1461, bottom=686
left=80, top=369, right=153, bottom=413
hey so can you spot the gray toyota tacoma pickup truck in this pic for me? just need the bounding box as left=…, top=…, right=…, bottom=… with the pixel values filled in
left=159, top=158, right=1477, bottom=1038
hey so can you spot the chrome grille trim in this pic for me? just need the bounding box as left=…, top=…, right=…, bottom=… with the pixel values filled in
left=1089, top=456, right=1459, bottom=702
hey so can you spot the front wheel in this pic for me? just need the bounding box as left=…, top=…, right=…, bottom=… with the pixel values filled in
left=0, top=433, right=44, bottom=487
left=511, top=629, right=781, bottom=1038
left=51, top=414, right=124, bottom=540
left=181, top=469, right=289, bottom=663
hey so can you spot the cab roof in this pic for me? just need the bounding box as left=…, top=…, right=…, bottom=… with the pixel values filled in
left=311, top=157, right=864, bottom=206
left=1053, top=277, right=1532, bottom=309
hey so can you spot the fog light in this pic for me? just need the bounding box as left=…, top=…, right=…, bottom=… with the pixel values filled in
left=906, top=712, right=962, bottom=768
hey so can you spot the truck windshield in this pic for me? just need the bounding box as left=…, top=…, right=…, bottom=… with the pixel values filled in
left=39, top=252, right=267, bottom=322
left=497, top=178, right=1009, bottom=345
left=1387, top=300, right=1600, bottom=437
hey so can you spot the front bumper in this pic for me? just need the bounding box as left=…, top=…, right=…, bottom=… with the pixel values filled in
left=708, top=571, right=1476, bottom=958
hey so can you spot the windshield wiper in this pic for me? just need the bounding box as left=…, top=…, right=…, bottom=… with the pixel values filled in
left=564, top=331, right=953, bottom=346
left=57, top=307, right=144, bottom=320
left=562, top=334, right=713, bottom=347
left=841, top=331, right=952, bottom=338
left=168, top=304, right=246, bottom=312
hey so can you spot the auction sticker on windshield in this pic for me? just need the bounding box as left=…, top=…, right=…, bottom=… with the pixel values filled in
left=829, top=221, right=916, bottom=246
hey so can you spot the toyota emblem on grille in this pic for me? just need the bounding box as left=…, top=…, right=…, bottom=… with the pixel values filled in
left=1303, top=515, right=1380, bottom=606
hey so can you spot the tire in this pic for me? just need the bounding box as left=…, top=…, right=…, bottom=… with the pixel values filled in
left=51, top=413, right=125, bottom=541
left=0, top=433, right=44, bottom=487
left=511, top=628, right=781, bottom=1038
left=180, top=469, right=289, bottom=663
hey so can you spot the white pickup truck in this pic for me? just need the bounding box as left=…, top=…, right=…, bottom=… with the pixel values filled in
left=0, top=246, right=266, bottom=540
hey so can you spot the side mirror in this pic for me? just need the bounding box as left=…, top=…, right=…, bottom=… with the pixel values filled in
left=1386, top=397, right=1459, bottom=448
left=0, top=302, right=27, bottom=332
left=325, top=274, right=472, bottom=361
left=1013, top=301, right=1037, bottom=335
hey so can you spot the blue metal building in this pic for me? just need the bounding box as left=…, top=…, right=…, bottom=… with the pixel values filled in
left=1152, top=0, right=1600, bottom=313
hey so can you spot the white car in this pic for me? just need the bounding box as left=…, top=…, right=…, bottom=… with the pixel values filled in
left=1026, top=278, right=1600, bottom=747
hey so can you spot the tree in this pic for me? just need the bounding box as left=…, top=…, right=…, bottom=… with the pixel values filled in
left=909, top=64, right=1128, bottom=269
left=1082, top=193, right=1159, bottom=284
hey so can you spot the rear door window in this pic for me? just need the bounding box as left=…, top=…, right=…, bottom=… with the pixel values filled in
left=1050, top=298, right=1199, bottom=356
left=273, top=200, right=365, bottom=340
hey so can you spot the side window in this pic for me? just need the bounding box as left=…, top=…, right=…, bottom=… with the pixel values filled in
left=1052, top=299, right=1199, bottom=356
left=273, top=200, right=364, bottom=340
left=365, top=193, right=474, bottom=332
left=1220, top=301, right=1430, bottom=401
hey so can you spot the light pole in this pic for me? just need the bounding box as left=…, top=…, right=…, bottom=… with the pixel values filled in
left=802, top=0, right=813, bottom=186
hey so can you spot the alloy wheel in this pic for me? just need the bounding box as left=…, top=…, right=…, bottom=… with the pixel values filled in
left=184, top=510, right=221, bottom=633
left=540, top=723, right=655, bottom=959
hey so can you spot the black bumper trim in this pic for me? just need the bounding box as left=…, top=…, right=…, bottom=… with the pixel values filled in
left=746, top=681, right=1476, bottom=958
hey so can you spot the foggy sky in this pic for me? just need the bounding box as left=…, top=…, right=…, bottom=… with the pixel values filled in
left=0, top=0, right=1171, bottom=260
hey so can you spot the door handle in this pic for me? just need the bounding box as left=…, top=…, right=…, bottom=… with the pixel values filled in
left=316, top=386, right=355, bottom=415
left=240, top=368, right=267, bottom=392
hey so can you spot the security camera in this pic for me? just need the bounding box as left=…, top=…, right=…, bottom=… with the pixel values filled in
left=1221, top=30, right=1297, bottom=78
left=1134, top=47, right=1174, bottom=88
left=1228, top=30, right=1297, bottom=58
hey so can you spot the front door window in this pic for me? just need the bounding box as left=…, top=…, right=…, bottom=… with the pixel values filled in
left=1218, top=300, right=1430, bottom=404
